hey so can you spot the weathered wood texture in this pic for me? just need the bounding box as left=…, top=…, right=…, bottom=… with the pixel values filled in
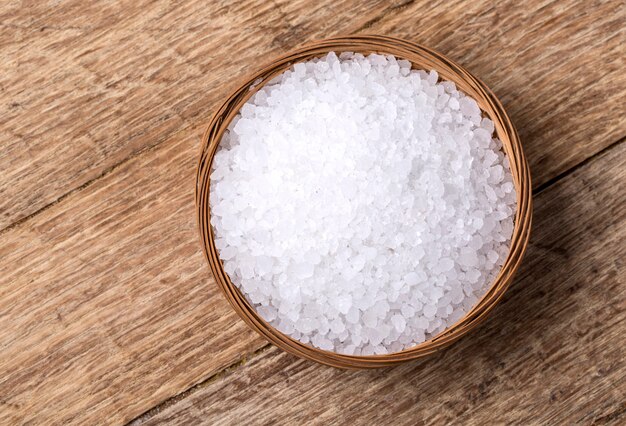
left=0, top=0, right=624, bottom=230
left=138, top=142, right=626, bottom=426
left=0, top=125, right=272, bottom=425
left=0, top=0, right=385, bottom=230
left=0, top=0, right=624, bottom=424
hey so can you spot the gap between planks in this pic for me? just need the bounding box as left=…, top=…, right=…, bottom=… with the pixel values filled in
left=0, top=122, right=196, bottom=238
left=128, top=345, right=274, bottom=425
left=1, top=0, right=623, bottom=237
left=126, top=134, right=626, bottom=426
left=1, top=1, right=623, bottom=423
left=0, top=0, right=414, bottom=237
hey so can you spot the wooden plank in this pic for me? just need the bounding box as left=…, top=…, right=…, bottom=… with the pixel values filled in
left=0, top=0, right=387, bottom=230
left=365, top=0, right=626, bottom=187
left=0, top=126, right=265, bottom=425
left=0, top=0, right=624, bottom=424
left=134, top=142, right=626, bottom=426
left=1, top=0, right=624, bottom=231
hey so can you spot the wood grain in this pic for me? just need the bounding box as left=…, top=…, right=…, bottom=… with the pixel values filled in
left=0, top=0, right=386, bottom=230
left=0, top=0, right=624, bottom=424
left=0, top=0, right=624, bottom=230
left=136, top=142, right=626, bottom=426
left=365, top=0, right=626, bottom=187
left=0, top=126, right=266, bottom=425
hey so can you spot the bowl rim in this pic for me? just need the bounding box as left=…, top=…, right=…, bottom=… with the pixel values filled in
left=196, top=34, right=533, bottom=369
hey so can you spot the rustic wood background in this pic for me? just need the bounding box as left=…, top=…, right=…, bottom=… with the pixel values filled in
left=0, top=0, right=624, bottom=424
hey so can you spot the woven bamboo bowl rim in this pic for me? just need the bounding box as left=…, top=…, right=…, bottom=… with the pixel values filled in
left=196, top=35, right=532, bottom=369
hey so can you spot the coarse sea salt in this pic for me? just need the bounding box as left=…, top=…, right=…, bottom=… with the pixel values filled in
left=209, top=52, right=517, bottom=355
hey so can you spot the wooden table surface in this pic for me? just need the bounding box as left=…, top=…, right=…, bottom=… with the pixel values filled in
left=1, top=0, right=624, bottom=424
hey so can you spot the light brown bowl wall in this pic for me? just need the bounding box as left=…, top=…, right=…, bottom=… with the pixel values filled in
left=196, top=35, right=532, bottom=369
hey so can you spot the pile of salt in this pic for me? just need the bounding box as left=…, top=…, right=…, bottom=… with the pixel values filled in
left=210, top=52, right=516, bottom=355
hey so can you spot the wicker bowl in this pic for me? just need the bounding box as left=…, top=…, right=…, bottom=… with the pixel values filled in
left=196, top=35, right=532, bottom=369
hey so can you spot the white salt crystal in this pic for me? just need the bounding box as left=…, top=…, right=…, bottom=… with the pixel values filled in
left=256, top=255, right=274, bottom=275
left=209, top=52, right=517, bottom=354
left=333, top=294, right=352, bottom=315
left=438, top=257, right=455, bottom=272
left=489, top=165, right=505, bottom=184
left=346, top=307, right=360, bottom=324
left=363, top=310, right=378, bottom=328
left=404, top=272, right=420, bottom=286
left=448, top=97, right=460, bottom=110
left=460, top=97, right=480, bottom=117
left=459, top=247, right=478, bottom=267
left=330, top=317, right=346, bottom=334
left=296, top=318, right=319, bottom=334
left=220, top=245, right=238, bottom=261
left=423, top=304, right=437, bottom=318
left=391, top=314, right=406, bottom=333
left=401, top=305, right=415, bottom=318
left=466, top=268, right=481, bottom=284
left=502, top=182, right=515, bottom=194
left=293, top=62, right=307, bottom=76
left=487, top=250, right=499, bottom=264
left=257, top=305, right=277, bottom=322
left=290, top=262, right=314, bottom=279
